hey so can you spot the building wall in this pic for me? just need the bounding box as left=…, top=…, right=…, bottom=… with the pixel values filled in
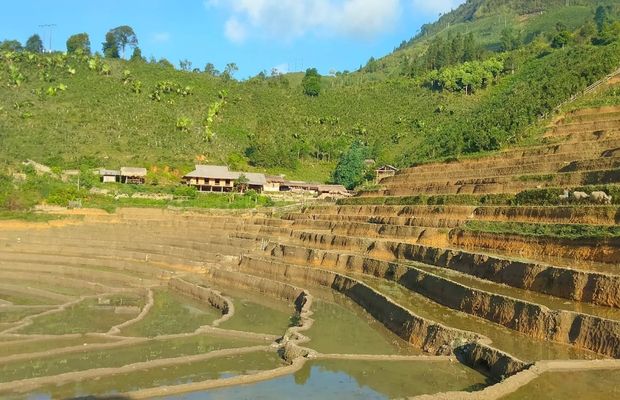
left=264, top=183, right=281, bottom=192
left=102, top=175, right=117, bottom=183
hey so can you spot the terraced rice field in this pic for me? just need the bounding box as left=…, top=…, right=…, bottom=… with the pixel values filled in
left=2, top=105, right=620, bottom=399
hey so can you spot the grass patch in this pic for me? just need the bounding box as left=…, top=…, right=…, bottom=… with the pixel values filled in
left=0, top=334, right=264, bottom=383
left=19, top=294, right=145, bottom=335
left=0, top=336, right=116, bottom=358
left=218, top=295, right=292, bottom=335
left=121, top=289, right=221, bottom=337
left=38, top=350, right=283, bottom=398
left=0, top=211, right=66, bottom=222
left=463, top=220, right=620, bottom=240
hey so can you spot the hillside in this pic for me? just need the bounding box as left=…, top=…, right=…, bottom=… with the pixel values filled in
left=0, top=0, right=619, bottom=186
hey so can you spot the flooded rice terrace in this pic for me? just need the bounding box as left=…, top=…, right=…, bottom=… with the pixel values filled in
left=1, top=208, right=619, bottom=399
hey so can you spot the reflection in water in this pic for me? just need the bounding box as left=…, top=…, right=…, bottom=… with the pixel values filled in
left=158, top=359, right=489, bottom=400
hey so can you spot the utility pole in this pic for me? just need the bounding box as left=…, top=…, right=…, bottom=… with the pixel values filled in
left=38, top=24, right=57, bottom=52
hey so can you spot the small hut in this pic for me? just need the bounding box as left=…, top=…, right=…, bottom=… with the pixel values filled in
left=120, top=167, right=147, bottom=184
left=375, top=165, right=398, bottom=184
left=99, top=169, right=120, bottom=183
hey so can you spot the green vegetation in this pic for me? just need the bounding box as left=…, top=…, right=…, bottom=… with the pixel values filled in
left=219, top=296, right=292, bottom=335
left=331, top=141, right=372, bottom=189
left=463, top=220, right=620, bottom=240
left=0, top=334, right=263, bottom=383
left=38, top=351, right=283, bottom=398
left=0, top=336, right=116, bottom=358
left=20, top=294, right=144, bottom=335
left=302, top=67, right=322, bottom=97
left=0, top=2, right=617, bottom=182
left=121, top=289, right=221, bottom=337
left=342, top=185, right=620, bottom=207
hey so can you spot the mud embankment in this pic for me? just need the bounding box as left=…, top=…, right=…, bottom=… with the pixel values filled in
left=237, top=256, right=528, bottom=379
left=168, top=278, right=232, bottom=326
left=370, top=240, right=620, bottom=309
left=450, top=229, right=620, bottom=264
left=281, top=230, right=620, bottom=309
left=267, top=243, right=620, bottom=358
left=471, top=206, right=620, bottom=225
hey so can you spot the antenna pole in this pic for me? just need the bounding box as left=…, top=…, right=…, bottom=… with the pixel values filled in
left=38, top=24, right=57, bottom=52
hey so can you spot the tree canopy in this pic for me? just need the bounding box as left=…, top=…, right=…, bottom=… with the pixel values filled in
left=302, top=68, right=322, bottom=97
left=25, top=34, right=44, bottom=53
left=102, top=26, right=138, bottom=58
left=331, top=141, right=370, bottom=190
left=0, top=40, right=22, bottom=52
left=66, top=33, right=91, bottom=55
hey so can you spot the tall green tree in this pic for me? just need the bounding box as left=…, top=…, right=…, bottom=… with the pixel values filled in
left=331, top=141, right=370, bottom=190
left=595, top=6, right=610, bottom=32
left=66, top=33, right=91, bottom=54
left=25, top=34, right=44, bottom=53
left=102, top=25, right=138, bottom=58
left=204, top=63, right=219, bottom=76
left=102, top=31, right=119, bottom=58
left=500, top=27, right=521, bottom=52
left=130, top=47, right=144, bottom=62
left=302, top=68, right=322, bottom=97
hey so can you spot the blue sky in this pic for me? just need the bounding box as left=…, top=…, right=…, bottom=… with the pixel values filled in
left=1, top=0, right=464, bottom=78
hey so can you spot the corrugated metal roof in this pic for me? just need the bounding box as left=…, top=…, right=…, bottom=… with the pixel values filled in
left=120, top=167, right=147, bottom=177
left=184, top=165, right=267, bottom=186
left=99, top=169, right=120, bottom=176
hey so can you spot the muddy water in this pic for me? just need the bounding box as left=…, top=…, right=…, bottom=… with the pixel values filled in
left=501, top=369, right=620, bottom=400
left=159, top=359, right=489, bottom=400
left=356, top=275, right=600, bottom=361
left=16, top=351, right=283, bottom=399
left=216, top=287, right=293, bottom=335
left=306, top=296, right=419, bottom=355
left=411, top=263, right=620, bottom=321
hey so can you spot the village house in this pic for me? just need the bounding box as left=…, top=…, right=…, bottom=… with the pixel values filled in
left=375, top=165, right=399, bottom=184
left=120, top=167, right=147, bottom=184
left=183, top=165, right=267, bottom=193
left=99, top=169, right=120, bottom=183
left=264, top=175, right=285, bottom=192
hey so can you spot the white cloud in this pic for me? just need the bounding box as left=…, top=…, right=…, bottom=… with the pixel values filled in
left=225, top=18, right=247, bottom=43
left=272, top=63, right=289, bottom=74
left=410, top=0, right=464, bottom=15
left=152, top=32, right=171, bottom=43
left=208, top=0, right=401, bottom=43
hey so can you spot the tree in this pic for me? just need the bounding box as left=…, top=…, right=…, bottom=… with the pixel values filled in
left=302, top=68, right=322, bottom=96
left=102, top=25, right=138, bottom=58
left=102, top=31, right=119, bottom=58
left=0, top=40, right=22, bottom=52
left=551, top=30, right=572, bottom=49
left=595, top=6, right=610, bottom=32
left=157, top=58, right=174, bottom=69
left=204, top=63, right=219, bottom=76
left=25, top=34, right=44, bottom=53
left=500, top=27, right=521, bottom=52
left=179, top=59, right=192, bottom=71
left=331, top=141, right=370, bottom=190
left=234, top=174, right=249, bottom=193
left=222, top=62, right=238, bottom=80
left=130, top=47, right=144, bottom=62
left=66, top=33, right=91, bottom=54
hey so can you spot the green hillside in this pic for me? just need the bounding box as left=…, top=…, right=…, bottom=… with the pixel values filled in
left=0, top=0, right=619, bottom=187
